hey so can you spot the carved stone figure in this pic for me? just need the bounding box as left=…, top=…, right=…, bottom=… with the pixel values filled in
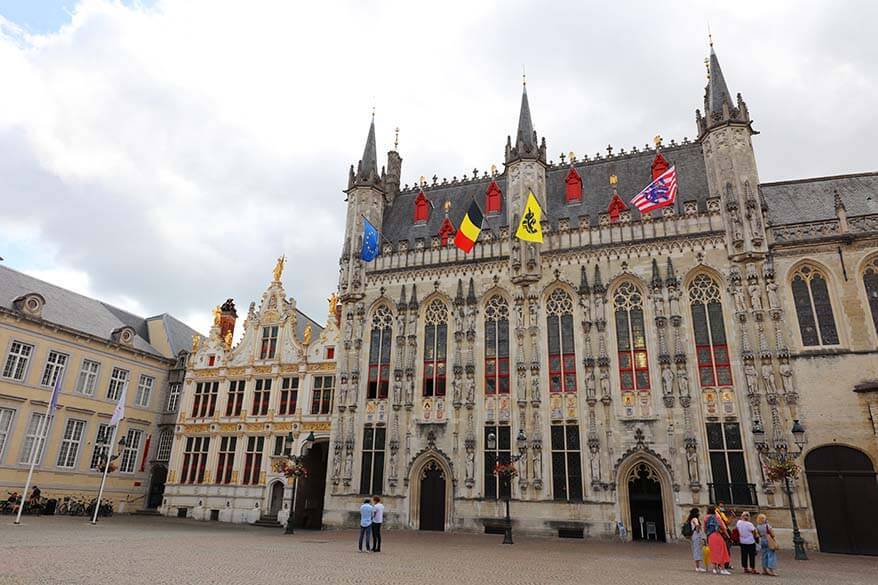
left=668, top=288, right=681, bottom=318
left=589, top=451, right=601, bottom=484
left=653, top=294, right=666, bottom=319
left=729, top=206, right=744, bottom=241
left=731, top=283, right=747, bottom=313
left=527, top=299, right=539, bottom=329
left=761, top=362, right=777, bottom=395
left=686, top=446, right=699, bottom=483
left=661, top=366, right=674, bottom=396
left=748, top=283, right=763, bottom=311
left=393, top=378, right=402, bottom=405
left=766, top=281, right=780, bottom=311
left=677, top=367, right=690, bottom=397
left=779, top=360, right=794, bottom=394
left=744, top=363, right=759, bottom=395
left=332, top=450, right=342, bottom=479
left=465, top=451, right=475, bottom=482
left=585, top=368, right=596, bottom=400
left=532, top=448, right=543, bottom=483
left=599, top=368, right=611, bottom=398
left=466, top=377, right=475, bottom=404
left=454, top=306, right=464, bottom=332
left=594, top=295, right=605, bottom=322
left=404, top=378, right=414, bottom=405
left=465, top=305, right=477, bottom=333
left=344, top=449, right=354, bottom=478
left=452, top=376, right=462, bottom=403
left=407, top=307, right=418, bottom=336
left=579, top=296, right=591, bottom=323
left=530, top=372, right=540, bottom=403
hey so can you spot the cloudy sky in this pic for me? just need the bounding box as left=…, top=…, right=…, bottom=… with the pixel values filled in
left=1, top=0, right=875, bottom=336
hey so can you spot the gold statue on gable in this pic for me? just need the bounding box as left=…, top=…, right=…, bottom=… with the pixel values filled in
left=327, top=292, right=338, bottom=319
left=273, top=255, right=286, bottom=282
left=303, top=324, right=313, bottom=346
left=192, top=334, right=200, bottom=352
left=212, top=305, right=221, bottom=327
left=224, top=330, right=233, bottom=349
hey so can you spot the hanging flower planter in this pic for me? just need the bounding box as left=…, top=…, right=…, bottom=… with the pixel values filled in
left=763, top=457, right=799, bottom=482
left=493, top=462, right=518, bottom=481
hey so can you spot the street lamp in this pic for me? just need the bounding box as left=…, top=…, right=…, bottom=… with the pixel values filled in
left=487, top=429, right=527, bottom=545
left=759, top=420, right=808, bottom=560
left=283, top=431, right=315, bottom=535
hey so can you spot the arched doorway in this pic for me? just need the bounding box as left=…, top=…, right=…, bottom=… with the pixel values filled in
left=805, top=445, right=878, bottom=555
left=146, top=464, right=167, bottom=509
left=627, top=462, right=666, bottom=541
left=419, top=460, right=446, bottom=531
left=291, top=440, right=329, bottom=530
left=268, top=481, right=285, bottom=516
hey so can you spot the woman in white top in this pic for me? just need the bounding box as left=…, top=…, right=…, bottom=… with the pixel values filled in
left=686, top=507, right=706, bottom=573
left=736, top=511, right=759, bottom=573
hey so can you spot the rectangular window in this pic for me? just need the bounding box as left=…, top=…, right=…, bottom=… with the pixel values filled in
left=359, top=426, right=386, bottom=495
left=135, top=375, right=155, bottom=407
left=192, top=381, right=219, bottom=418
left=547, top=313, right=577, bottom=393
left=3, top=341, right=34, bottom=381
left=706, top=422, right=752, bottom=506
left=550, top=424, right=582, bottom=501
left=0, top=407, right=14, bottom=461
left=616, top=308, right=650, bottom=391
left=252, top=378, right=272, bottom=416
left=225, top=380, right=245, bottom=417
left=484, top=425, right=511, bottom=500
left=119, top=428, right=143, bottom=473
left=75, top=359, right=101, bottom=395
left=311, top=376, right=334, bottom=415
left=367, top=324, right=391, bottom=400
left=90, top=424, right=112, bottom=469
left=19, top=412, right=48, bottom=465
left=325, top=346, right=335, bottom=360
left=107, top=367, right=129, bottom=401
left=691, top=301, right=732, bottom=388
left=156, top=430, right=173, bottom=462
left=260, top=326, right=279, bottom=359
left=180, top=436, right=210, bottom=484
left=242, top=436, right=264, bottom=485
left=56, top=418, right=86, bottom=468
left=423, top=322, right=448, bottom=397
left=166, top=383, right=181, bottom=412
left=40, top=350, right=68, bottom=387
left=216, top=436, right=237, bottom=485
left=485, top=314, right=510, bottom=395
left=273, top=435, right=285, bottom=457
left=279, top=377, right=299, bottom=415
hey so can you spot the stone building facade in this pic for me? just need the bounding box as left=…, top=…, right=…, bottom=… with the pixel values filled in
left=162, top=264, right=338, bottom=527
left=322, top=44, right=878, bottom=554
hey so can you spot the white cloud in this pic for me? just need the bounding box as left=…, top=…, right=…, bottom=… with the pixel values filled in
left=0, top=0, right=875, bottom=330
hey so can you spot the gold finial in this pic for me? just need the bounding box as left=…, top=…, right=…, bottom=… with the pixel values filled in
left=609, top=174, right=618, bottom=186
left=327, top=292, right=338, bottom=319
left=224, top=330, right=233, bottom=349
left=443, top=200, right=452, bottom=213
left=191, top=334, right=200, bottom=353
left=394, top=127, right=399, bottom=151
left=212, top=305, right=221, bottom=327
left=568, top=151, right=575, bottom=162
left=419, top=176, right=426, bottom=187
left=490, top=164, right=497, bottom=176
left=653, top=135, right=663, bottom=148
left=273, top=255, right=286, bottom=282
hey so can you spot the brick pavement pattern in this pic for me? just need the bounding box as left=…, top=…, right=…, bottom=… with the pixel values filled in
left=2, top=517, right=877, bottom=585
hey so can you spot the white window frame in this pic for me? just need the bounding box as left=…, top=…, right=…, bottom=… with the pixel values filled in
left=75, top=359, right=101, bottom=396
left=3, top=340, right=34, bottom=381
left=56, top=418, right=87, bottom=468
left=19, top=412, right=48, bottom=465
left=166, top=383, right=181, bottom=413
left=0, top=407, right=15, bottom=463
left=90, top=423, right=112, bottom=470
left=107, top=367, right=129, bottom=401
left=40, top=350, right=69, bottom=388
left=135, top=374, right=155, bottom=407
left=119, top=428, right=143, bottom=473
left=156, top=430, right=173, bottom=462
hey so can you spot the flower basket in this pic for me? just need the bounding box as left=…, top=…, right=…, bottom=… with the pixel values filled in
left=280, top=461, right=309, bottom=479
left=492, top=462, right=518, bottom=481
left=763, top=457, right=799, bottom=482
left=94, top=455, right=117, bottom=474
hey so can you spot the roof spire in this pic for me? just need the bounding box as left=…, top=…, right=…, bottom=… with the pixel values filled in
left=506, top=74, right=546, bottom=164
left=353, top=112, right=380, bottom=187
left=706, top=41, right=733, bottom=115
left=696, top=35, right=751, bottom=137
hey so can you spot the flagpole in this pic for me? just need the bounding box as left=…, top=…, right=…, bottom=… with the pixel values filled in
left=14, top=411, right=54, bottom=525
left=91, top=423, right=120, bottom=525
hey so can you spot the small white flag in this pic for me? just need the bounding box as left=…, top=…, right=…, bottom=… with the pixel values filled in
left=110, top=385, right=127, bottom=426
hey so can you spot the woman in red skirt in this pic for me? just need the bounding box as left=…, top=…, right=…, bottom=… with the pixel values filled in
left=704, top=505, right=731, bottom=575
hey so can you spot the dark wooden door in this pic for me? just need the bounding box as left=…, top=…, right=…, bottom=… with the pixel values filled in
left=806, top=446, right=878, bottom=555
left=269, top=482, right=284, bottom=516
left=419, top=461, right=446, bottom=531
left=629, top=463, right=666, bottom=542
left=146, top=465, right=167, bottom=509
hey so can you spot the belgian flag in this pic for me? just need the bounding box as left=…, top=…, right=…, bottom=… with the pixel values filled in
left=454, top=201, right=484, bottom=253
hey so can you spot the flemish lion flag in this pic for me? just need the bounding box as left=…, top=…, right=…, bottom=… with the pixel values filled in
left=515, top=191, right=543, bottom=243
left=454, top=201, right=484, bottom=253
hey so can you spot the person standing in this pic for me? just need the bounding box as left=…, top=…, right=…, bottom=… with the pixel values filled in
left=736, top=511, right=759, bottom=573
left=358, top=499, right=373, bottom=552
left=717, top=503, right=735, bottom=571
left=371, top=496, right=384, bottom=552
left=756, top=514, right=778, bottom=576
left=686, top=508, right=706, bottom=573
left=704, top=505, right=731, bottom=575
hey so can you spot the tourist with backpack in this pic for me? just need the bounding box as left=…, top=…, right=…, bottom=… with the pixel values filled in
left=704, top=505, right=731, bottom=575
left=683, top=507, right=706, bottom=573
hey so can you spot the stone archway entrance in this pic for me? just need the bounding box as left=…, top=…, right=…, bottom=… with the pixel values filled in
left=291, top=440, right=329, bottom=530
left=628, top=463, right=666, bottom=541
left=268, top=481, right=285, bottom=516
left=418, top=461, right=446, bottom=531
left=146, top=464, right=167, bottom=509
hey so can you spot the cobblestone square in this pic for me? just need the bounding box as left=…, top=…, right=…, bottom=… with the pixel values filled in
left=2, top=516, right=877, bottom=585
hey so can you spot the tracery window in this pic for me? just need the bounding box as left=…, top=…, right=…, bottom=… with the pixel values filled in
left=484, top=295, right=510, bottom=395
left=791, top=265, right=839, bottom=346
left=614, top=282, right=650, bottom=391
left=423, top=300, right=448, bottom=397
left=546, top=288, right=576, bottom=393
left=688, top=274, right=732, bottom=387
left=367, top=306, right=393, bottom=400
left=863, top=257, right=878, bottom=336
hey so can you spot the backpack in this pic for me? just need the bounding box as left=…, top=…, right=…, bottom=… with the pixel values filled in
left=730, top=527, right=741, bottom=544
left=681, top=520, right=694, bottom=538
left=704, top=515, right=718, bottom=536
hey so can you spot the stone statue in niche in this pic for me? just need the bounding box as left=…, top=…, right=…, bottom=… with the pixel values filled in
left=517, top=372, right=527, bottom=403
left=465, top=304, right=477, bottom=333
left=653, top=293, right=666, bottom=319
left=585, top=368, right=596, bottom=400
left=661, top=366, right=674, bottom=397
left=404, top=378, right=414, bottom=406
left=589, top=450, right=601, bottom=485
left=527, top=299, right=539, bottom=329
left=779, top=359, right=794, bottom=395
left=761, top=362, right=778, bottom=395
left=354, top=315, right=365, bottom=342
left=388, top=448, right=398, bottom=479
left=594, top=295, right=605, bottom=322
left=579, top=296, right=591, bottom=323
left=599, top=368, right=611, bottom=398
left=744, top=363, right=759, bottom=395
left=677, top=367, right=690, bottom=397
left=396, top=311, right=407, bottom=336
left=527, top=243, right=537, bottom=267
left=454, top=306, right=464, bottom=333
left=532, top=447, right=543, bottom=483
left=393, top=378, right=402, bottom=405
left=452, top=376, right=462, bottom=403
left=748, top=283, right=763, bottom=311
left=344, top=448, right=354, bottom=479
left=668, top=288, right=681, bottom=318
left=686, top=445, right=699, bottom=483
left=766, top=281, right=780, bottom=311
left=530, top=372, right=541, bottom=403
left=747, top=209, right=762, bottom=238
left=465, top=451, right=475, bottom=483
left=729, top=206, right=744, bottom=241
left=466, top=377, right=475, bottom=404
left=407, top=308, right=418, bottom=337
left=731, top=283, right=747, bottom=313
left=344, top=314, right=354, bottom=342
left=332, top=450, right=342, bottom=479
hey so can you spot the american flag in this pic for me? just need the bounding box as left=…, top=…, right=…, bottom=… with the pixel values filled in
left=630, top=166, right=678, bottom=214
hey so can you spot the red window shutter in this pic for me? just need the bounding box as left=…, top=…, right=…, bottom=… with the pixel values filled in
left=565, top=168, right=582, bottom=202
left=651, top=152, right=669, bottom=181
left=414, top=192, right=429, bottom=223
left=485, top=181, right=502, bottom=214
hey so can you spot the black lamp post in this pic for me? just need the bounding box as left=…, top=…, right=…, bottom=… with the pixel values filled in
left=283, top=430, right=315, bottom=535
left=756, top=419, right=808, bottom=560
left=487, top=429, right=527, bottom=545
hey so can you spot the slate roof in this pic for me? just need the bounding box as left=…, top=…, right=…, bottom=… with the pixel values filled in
left=0, top=265, right=201, bottom=359
left=761, top=172, right=878, bottom=226
left=293, top=308, right=323, bottom=340
left=382, top=141, right=711, bottom=244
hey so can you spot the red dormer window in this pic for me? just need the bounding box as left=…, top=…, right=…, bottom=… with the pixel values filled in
left=607, top=192, right=627, bottom=223
left=414, top=191, right=429, bottom=223
left=651, top=152, right=669, bottom=181
left=565, top=167, right=582, bottom=203
left=438, top=217, right=456, bottom=246
left=485, top=181, right=502, bottom=215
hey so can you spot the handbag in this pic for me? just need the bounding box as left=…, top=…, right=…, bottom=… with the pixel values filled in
left=767, top=532, right=779, bottom=551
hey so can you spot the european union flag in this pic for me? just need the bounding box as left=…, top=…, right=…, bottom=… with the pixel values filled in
left=361, top=218, right=380, bottom=261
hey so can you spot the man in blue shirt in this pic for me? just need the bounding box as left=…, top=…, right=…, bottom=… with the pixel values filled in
left=358, top=499, right=373, bottom=552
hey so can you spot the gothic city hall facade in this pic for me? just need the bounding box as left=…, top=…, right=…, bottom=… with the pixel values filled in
left=322, top=44, right=878, bottom=554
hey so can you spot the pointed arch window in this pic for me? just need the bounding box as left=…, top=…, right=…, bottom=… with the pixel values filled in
left=791, top=265, right=839, bottom=346
left=414, top=191, right=429, bottom=223
left=565, top=168, right=582, bottom=203
left=614, top=282, right=650, bottom=391
left=688, top=274, right=732, bottom=387
left=546, top=289, right=576, bottom=393
left=484, top=295, right=510, bottom=395
left=367, top=306, right=393, bottom=400
left=485, top=181, right=502, bottom=215
left=423, top=300, right=448, bottom=397
left=864, top=257, right=878, bottom=336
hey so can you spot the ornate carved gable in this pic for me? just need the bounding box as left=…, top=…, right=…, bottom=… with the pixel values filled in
left=437, top=217, right=456, bottom=246
left=565, top=167, right=582, bottom=202
left=607, top=191, right=628, bottom=222
left=651, top=152, right=670, bottom=180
